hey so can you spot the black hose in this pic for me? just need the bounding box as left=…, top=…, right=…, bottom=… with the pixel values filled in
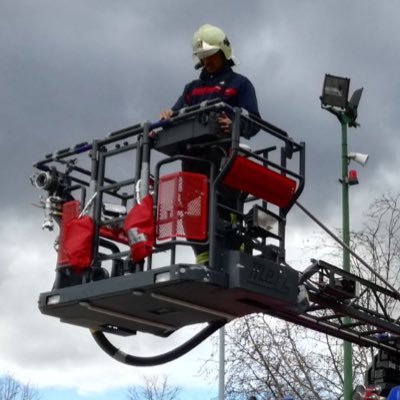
left=90, top=319, right=226, bottom=367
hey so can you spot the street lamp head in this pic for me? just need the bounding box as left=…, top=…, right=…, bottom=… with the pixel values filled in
left=346, top=87, right=364, bottom=126
left=348, top=87, right=363, bottom=113
left=320, top=74, right=350, bottom=110
left=348, top=152, right=369, bottom=167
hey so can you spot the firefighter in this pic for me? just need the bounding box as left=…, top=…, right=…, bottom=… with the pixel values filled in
left=160, top=24, right=261, bottom=265
left=160, top=23, right=260, bottom=127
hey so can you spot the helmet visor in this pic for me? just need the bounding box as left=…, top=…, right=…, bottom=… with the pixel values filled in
left=193, top=40, right=220, bottom=59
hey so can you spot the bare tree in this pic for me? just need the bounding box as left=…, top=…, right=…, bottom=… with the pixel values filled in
left=221, top=316, right=343, bottom=400
left=205, top=193, right=400, bottom=400
left=126, top=375, right=181, bottom=400
left=351, top=193, right=400, bottom=294
left=0, top=375, right=40, bottom=400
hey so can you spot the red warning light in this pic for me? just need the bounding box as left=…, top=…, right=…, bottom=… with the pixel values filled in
left=348, top=169, right=359, bottom=185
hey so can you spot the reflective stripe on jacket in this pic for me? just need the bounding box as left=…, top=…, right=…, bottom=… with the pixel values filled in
left=172, top=65, right=260, bottom=120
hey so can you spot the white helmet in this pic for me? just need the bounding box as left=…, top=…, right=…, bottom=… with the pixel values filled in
left=192, top=24, right=234, bottom=63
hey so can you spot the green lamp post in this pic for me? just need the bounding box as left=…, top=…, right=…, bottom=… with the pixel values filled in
left=320, top=74, right=364, bottom=400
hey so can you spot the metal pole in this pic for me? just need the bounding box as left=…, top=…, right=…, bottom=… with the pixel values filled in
left=218, top=326, right=225, bottom=400
left=341, top=118, right=353, bottom=400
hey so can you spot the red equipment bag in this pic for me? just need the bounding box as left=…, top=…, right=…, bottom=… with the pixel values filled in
left=63, top=215, right=94, bottom=270
left=124, top=194, right=155, bottom=262
left=222, top=154, right=297, bottom=209
left=58, top=200, right=94, bottom=271
left=363, top=386, right=384, bottom=399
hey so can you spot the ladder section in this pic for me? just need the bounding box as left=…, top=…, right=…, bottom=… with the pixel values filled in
left=271, top=259, right=400, bottom=356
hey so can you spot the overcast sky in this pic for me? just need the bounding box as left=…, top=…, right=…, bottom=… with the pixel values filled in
left=1, top=1, right=400, bottom=398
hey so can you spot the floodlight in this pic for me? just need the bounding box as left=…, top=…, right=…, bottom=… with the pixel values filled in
left=46, top=294, right=61, bottom=305
left=320, top=74, right=350, bottom=109
left=348, top=152, right=369, bottom=167
left=154, top=271, right=170, bottom=283
left=346, top=87, right=364, bottom=126
left=246, top=205, right=278, bottom=236
left=348, top=87, right=364, bottom=114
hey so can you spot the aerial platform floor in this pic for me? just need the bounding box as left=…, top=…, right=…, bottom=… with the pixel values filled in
left=38, top=253, right=300, bottom=337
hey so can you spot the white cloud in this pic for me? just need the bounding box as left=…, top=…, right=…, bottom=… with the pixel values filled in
left=0, top=210, right=216, bottom=393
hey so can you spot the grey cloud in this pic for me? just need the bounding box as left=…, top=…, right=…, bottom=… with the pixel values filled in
left=2, top=0, right=400, bottom=394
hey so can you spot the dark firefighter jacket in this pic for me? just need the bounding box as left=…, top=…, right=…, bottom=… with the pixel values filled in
left=171, top=65, right=260, bottom=137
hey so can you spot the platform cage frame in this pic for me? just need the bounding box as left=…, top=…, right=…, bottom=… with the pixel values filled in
left=34, top=100, right=305, bottom=281
left=33, top=100, right=306, bottom=339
